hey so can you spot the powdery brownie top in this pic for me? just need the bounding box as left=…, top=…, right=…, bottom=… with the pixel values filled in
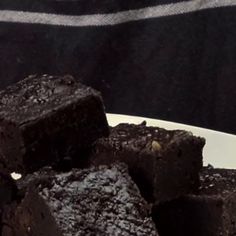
left=199, top=166, right=236, bottom=196
left=0, top=74, right=101, bottom=124
left=95, top=122, right=204, bottom=154
left=96, top=121, right=205, bottom=158
left=19, top=163, right=158, bottom=236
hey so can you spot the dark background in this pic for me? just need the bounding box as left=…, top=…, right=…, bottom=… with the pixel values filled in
left=0, top=3, right=236, bottom=134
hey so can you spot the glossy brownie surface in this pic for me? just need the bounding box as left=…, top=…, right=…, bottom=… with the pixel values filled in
left=0, top=75, right=109, bottom=173
left=0, top=75, right=100, bottom=124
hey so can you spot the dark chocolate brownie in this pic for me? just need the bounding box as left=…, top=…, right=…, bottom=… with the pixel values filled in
left=0, top=170, right=17, bottom=209
left=2, top=190, right=63, bottom=236
left=0, top=170, right=61, bottom=236
left=91, top=122, right=205, bottom=203
left=18, top=163, right=159, bottom=236
left=0, top=170, right=17, bottom=234
left=0, top=74, right=109, bottom=173
left=153, top=166, right=236, bottom=236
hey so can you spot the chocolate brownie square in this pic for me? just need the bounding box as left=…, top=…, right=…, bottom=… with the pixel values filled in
left=0, top=75, right=109, bottom=173
left=0, top=170, right=17, bottom=210
left=153, top=166, right=236, bottom=236
left=0, top=170, right=17, bottom=233
left=0, top=170, right=61, bottom=236
left=2, top=190, right=63, bottom=236
left=18, top=163, right=159, bottom=236
left=91, top=122, right=205, bottom=203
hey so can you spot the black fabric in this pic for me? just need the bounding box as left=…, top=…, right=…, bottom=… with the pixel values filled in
left=0, top=4, right=235, bottom=134
left=0, top=0, right=191, bottom=15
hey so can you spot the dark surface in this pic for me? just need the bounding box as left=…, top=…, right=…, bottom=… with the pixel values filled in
left=0, top=75, right=109, bottom=174
left=153, top=167, right=236, bottom=236
left=0, top=6, right=236, bottom=134
left=18, top=163, right=158, bottom=236
left=2, top=190, right=63, bottom=236
left=91, top=122, right=205, bottom=203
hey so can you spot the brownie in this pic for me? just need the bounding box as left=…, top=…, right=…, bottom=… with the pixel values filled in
left=18, top=163, right=159, bottom=236
left=0, top=74, right=109, bottom=173
left=153, top=166, right=236, bottom=236
left=0, top=170, right=17, bottom=234
left=91, top=122, right=205, bottom=203
left=0, top=170, right=62, bottom=236
left=0, top=170, right=17, bottom=209
left=2, top=190, right=63, bottom=236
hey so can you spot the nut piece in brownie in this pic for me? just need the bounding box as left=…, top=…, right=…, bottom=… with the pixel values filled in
left=0, top=75, right=109, bottom=173
left=18, top=163, right=159, bottom=236
left=91, top=122, right=205, bottom=203
left=153, top=166, right=236, bottom=236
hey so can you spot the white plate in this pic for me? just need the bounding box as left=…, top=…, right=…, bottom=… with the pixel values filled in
left=107, top=113, right=236, bottom=169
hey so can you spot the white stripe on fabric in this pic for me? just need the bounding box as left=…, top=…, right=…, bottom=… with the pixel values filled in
left=0, top=0, right=235, bottom=27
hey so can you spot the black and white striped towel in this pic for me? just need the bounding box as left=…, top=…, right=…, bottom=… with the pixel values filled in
left=0, top=0, right=235, bottom=133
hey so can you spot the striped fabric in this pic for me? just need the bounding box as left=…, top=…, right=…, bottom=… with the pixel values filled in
left=0, top=1, right=236, bottom=26
left=0, top=0, right=235, bottom=133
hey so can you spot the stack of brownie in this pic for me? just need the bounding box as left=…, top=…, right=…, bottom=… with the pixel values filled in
left=0, top=75, right=158, bottom=236
left=0, top=74, right=234, bottom=236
